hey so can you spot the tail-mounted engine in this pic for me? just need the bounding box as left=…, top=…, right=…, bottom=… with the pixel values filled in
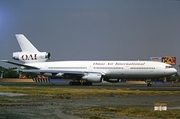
left=13, top=52, right=51, bottom=62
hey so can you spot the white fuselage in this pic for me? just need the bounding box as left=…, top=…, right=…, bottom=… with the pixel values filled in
left=3, top=34, right=177, bottom=85
left=25, top=60, right=177, bottom=79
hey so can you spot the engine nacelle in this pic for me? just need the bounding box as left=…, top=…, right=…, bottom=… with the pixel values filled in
left=82, top=73, right=103, bottom=83
left=13, top=52, right=51, bottom=63
left=104, top=78, right=119, bottom=83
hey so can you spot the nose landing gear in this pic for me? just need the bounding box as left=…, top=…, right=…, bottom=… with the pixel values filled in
left=146, top=79, right=152, bottom=87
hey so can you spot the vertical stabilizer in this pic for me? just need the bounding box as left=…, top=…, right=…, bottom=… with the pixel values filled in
left=15, top=34, right=39, bottom=52
left=13, top=34, right=50, bottom=63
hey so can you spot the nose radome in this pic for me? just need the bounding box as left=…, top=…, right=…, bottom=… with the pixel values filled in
left=172, top=68, right=177, bottom=74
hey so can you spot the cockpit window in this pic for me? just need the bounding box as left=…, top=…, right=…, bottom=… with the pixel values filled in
left=165, top=66, right=172, bottom=68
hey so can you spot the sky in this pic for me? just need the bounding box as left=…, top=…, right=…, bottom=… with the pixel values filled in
left=0, top=0, right=180, bottom=73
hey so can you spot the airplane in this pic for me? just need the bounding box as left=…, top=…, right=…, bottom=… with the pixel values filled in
left=2, top=34, right=177, bottom=86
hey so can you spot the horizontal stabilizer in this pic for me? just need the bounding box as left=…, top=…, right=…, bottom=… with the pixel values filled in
left=1, top=60, right=39, bottom=69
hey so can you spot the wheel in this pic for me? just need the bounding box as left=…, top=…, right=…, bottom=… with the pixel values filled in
left=82, top=82, right=92, bottom=86
left=75, top=82, right=81, bottom=85
left=147, top=83, right=151, bottom=87
left=69, top=81, right=74, bottom=85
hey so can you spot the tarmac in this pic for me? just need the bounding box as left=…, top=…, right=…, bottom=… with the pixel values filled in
left=0, top=82, right=180, bottom=119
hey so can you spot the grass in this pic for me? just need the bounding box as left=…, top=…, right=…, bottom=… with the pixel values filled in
left=0, top=97, right=19, bottom=103
left=0, top=85, right=180, bottom=118
left=0, top=85, right=180, bottom=96
left=76, top=107, right=180, bottom=119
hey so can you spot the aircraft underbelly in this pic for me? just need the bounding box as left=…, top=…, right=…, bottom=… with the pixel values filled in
left=123, top=72, right=167, bottom=79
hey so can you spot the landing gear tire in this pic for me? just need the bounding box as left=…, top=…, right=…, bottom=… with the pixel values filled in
left=69, top=81, right=74, bottom=85
left=69, top=81, right=81, bottom=85
left=82, top=82, right=92, bottom=86
left=146, top=79, right=152, bottom=87
left=75, top=82, right=81, bottom=85
left=69, top=81, right=92, bottom=86
left=147, top=83, right=151, bottom=87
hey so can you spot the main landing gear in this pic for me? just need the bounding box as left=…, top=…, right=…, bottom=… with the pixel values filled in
left=69, top=81, right=92, bottom=86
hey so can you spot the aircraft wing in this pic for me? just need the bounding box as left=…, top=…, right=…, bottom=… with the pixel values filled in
left=21, top=69, right=104, bottom=77
left=1, top=60, right=39, bottom=69
left=22, top=69, right=84, bottom=75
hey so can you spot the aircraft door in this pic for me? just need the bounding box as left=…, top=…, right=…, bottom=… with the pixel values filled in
left=125, top=66, right=129, bottom=72
left=88, top=65, right=92, bottom=72
left=157, top=67, right=160, bottom=72
left=124, top=66, right=129, bottom=77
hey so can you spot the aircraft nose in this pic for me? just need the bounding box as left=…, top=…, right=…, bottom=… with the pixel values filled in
left=172, top=68, right=177, bottom=74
